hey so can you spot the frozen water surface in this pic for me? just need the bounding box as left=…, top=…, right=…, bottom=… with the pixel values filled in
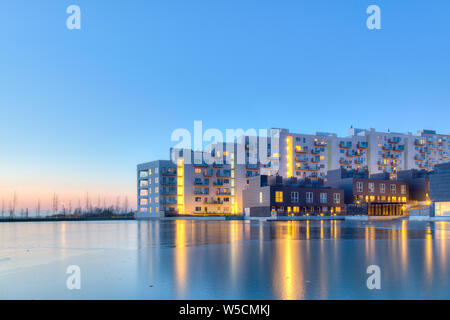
left=0, top=219, right=449, bottom=299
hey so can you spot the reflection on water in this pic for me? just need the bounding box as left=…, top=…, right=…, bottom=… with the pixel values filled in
left=0, top=219, right=449, bottom=299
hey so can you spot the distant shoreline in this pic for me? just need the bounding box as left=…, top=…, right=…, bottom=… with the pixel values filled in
left=0, top=216, right=135, bottom=223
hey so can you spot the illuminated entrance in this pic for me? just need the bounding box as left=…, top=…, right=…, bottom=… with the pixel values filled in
left=368, top=203, right=405, bottom=216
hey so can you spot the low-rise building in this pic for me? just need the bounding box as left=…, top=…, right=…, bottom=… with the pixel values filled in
left=325, top=168, right=409, bottom=216
left=242, top=175, right=345, bottom=217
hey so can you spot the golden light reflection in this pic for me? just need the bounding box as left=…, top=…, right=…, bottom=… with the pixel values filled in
left=400, top=219, right=408, bottom=274
left=425, top=224, right=433, bottom=281
left=273, top=221, right=303, bottom=300
left=175, top=220, right=187, bottom=296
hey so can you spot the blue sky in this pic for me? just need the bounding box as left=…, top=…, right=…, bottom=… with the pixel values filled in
left=1, top=0, right=449, bottom=209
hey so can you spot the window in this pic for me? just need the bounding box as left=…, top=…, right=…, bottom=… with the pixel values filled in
left=155, top=197, right=159, bottom=203
left=139, top=207, right=148, bottom=213
left=155, top=177, right=159, bottom=184
left=335, top=207, right=341, bottom=213
left=401, top=185, right=406, bottom=195
left=140, top=180, right=148, bottom=187
left=390, top=184, right=396, bottom=194
left=259, top=192, right=263, bottom=203
left=320, top=193, right=327, bottom=204
left=195, top=197, right=201, bottom=202
left=140, top=189, right=148, bottom=196
left=155, top=187, right=159, bottom=194
left=155, top=206, right=159, bottom=213
left=139, top=199, right=148, bottom=205
left=195, top=207, right=201, bottom=212
left=357, top=182, right=363, bottom=193
left=306, top=192, right=313, bottom=204
left=275, top=191, right=283, bottom=203
left=291, top=192, right=299, bottom=203
left=155, top=168, right=159, bottom=174
left=368, top=183, right=374, bottom=193
left=139, top=171, right=148, bottom=178
left=195, top=168, right=201, bottom=174
left=380, top=184, right=385, bottom=193
left=149, top=169, right=152, bottom=175
left=334, top=193, right=340, bottom=204
left=293, top=206, right=300, bottom=213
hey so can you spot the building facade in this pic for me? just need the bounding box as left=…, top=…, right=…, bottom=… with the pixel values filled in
left=242, top=175, right=345, bottom=217
left=326, top=168, right=409, bottom=216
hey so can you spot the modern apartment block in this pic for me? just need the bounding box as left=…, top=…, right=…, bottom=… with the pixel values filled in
left=137, top=126, right=449, bottom=217
left=137, top=160, right=177, bottom=218
left=276, top=127, right=450, bottom=180
left=137, top=149, right=246, bottom=217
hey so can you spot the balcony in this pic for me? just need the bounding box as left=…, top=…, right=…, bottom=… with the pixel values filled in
left=194, top=178, right=209, bottom=186
left=217, top=190, right=231, bottom=196
left=295, top=155, right=308, bottom=162
left=204, top=198, right=225, bottom=205
left=414, top=140, right=425, bottom=147
left=339, top=142, right=352, bottom=149
left=246, top=164, right=259, bottom=170
left=382, top=145, right=393, bottom=151
left=354, top=158, right=365, bottom=164
left=161, top=189, right=177, bottom=196
left=346, top=150, right=356, bottom=157
left=388, top=137, right=401, bottom=144
left=161, top=168, right=177, bottom=176
left=392, top=145, right=404, bottom=152
left=161, top=178, right=176, bottom=186
left=357, top=142, right=368, bottom=149
left=415, top=155, right=425, bottom=161
left=216, top=170, right=231, bottom=178
left=339, top=159, right=349, bottom=165
left=295, top=146, right=307, bottom=154
left=194, top=189, right=209, bottom=196
left=382, top=152, right=392, bottom=159
left=314, top=140, right=327, bottom=147
left=213, top=179, right=229, bottom=186
left=311, top=148, right=321, bottom=155
left=203, top=169, right=213, bottom=177
left=377, top=161, right=388, bottom=167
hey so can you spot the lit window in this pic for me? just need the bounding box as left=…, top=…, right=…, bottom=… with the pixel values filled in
left=149, top=169, right=152, bottom=175
left=401, top=185, right=406, bottom=195
left=259, top=192, right=263, bottom=203
left=275, top=191, right=283, bottom=203
left=335, top=207, right=341, bottom=213
left=155, top=187, right=159, bottom=193
left=195, top=168, right=201, bottom=174
left=293, top=206, right=299, bottom=213
left=295, top=146, right=302, bottom=152
left=155, top=197, right=159, bottom=203
left=140, top=199, right=148, bottom=205
left=140, top=180, right=148, bottom=187
left=140, top=189, right=148, bottom=196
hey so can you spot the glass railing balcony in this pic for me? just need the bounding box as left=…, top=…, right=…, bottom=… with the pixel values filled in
left=194, top=179, right=209, bottom=185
